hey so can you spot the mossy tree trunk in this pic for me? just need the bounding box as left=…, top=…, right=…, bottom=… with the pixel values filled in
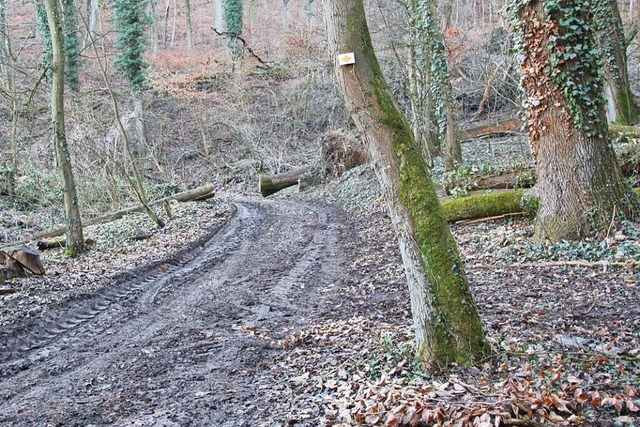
left=322, top=0, right=489, bottom=368
left=44, top=0, right=85, bottom=256
left=509, top=0, right=638, bottom=241
left=594, top=0, right=638, bottom=125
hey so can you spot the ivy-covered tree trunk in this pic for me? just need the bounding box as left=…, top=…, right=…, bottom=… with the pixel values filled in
left=407, top=0, right=461, bottom=170
left=594, top=0, right=638, bottom=125
left=62, top=0, right=80, bottom=92
left=35, top=0, right=52, bottom=65
left=508, top=0, right=638, bottom=241
left=113, top=0, right=165, bottom=228
left=44, top=0, right=85, bottom=256
left=323, top=0, right=489, bottom=368
left=224, top=0, right=243, bottom=63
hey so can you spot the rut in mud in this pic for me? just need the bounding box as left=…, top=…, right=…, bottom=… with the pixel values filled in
left=0, top=199, right=352, bottom=426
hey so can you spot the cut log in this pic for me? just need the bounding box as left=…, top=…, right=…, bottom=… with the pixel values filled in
left=1, top=246, right=45, bottom=275
left=0, top=261, right=26, bottom=282
left=259, top=167, right=309, bottom=197
left=444, top=166, right=536, bottom=193
left=458, top=118, right=522, bottom=141
left=21, top=184, right=215, bottom=243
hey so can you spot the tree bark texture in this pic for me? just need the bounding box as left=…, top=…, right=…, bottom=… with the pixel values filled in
left=322, top=0, right=488, bottom=367
left=185, top=0, right=193, bottom=49
left=595, top=0, right=638, bottom=125
left=44, top=0, right=85, bottom=256
left=515, top=1, right=638, bottom=241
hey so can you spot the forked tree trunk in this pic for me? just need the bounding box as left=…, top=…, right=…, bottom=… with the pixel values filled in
left=512, top=0, right=638, bottom=241
left=322, top=0, right=488, bottom=367
left=594, top=0, right=638, bottom=125
left=44, top=0, right=85, bottom=256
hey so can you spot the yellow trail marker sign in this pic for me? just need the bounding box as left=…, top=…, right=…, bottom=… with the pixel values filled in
left=338, top=52, right=355, bottom=66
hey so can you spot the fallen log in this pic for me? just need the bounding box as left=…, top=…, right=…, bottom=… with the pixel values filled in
left=441, top=187, right=640, bottom=223
left=441, top=190, right=525, bottom=223
left=37, top=238, right=95, bottom=251
left=458, top=118, right=522, bottom=141
left=259, top=167, right=309, bottom=197
left=445, top=166, right=536, bottom=193
left=0, top=286, right=17, bottom=294
left=5, top=184, right=216, bottom=244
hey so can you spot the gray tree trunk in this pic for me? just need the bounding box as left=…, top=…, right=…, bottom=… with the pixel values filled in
left=85, top=0, right=99, bottom=45
left=322, top=0, right=488, bottom=368
left=185, top=0, right=193, bottom=49
left=148, top=0, right=158, bottom=53
left=44, top=0, right=85, bottom=256
left=595, top=0, right=638, bottom=125
left=214, top=0, right=224, bottom=31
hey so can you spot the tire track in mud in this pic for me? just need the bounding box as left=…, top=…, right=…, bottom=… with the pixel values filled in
left=0, top=198, right=349, bottom=426
left=0, top=202, right=262, bottom=363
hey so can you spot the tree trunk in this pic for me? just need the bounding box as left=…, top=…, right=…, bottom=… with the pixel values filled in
left=259, top=167, right=309, bottom=197
left=444, top=98, right=461, bottom=170
left=214, top=0, right=223, bottom=31
left=44, top=0, right=85, bottom=256
left=594, top=0, right=638, bottom=125
left=86, top=0, right=99, bottom=44
left=148, top=0, right=158, bottom=53
left=322, top=0, right=488, bottom=368
left=163, top=1, right=169, bottom=48
left=62, top=0, right=80, bottom=92
left=185, top=0, right=193, bottom=49
left=510, top=0, right=638, bottom=241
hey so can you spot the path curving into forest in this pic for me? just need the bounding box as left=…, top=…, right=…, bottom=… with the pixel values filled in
left=0, top=199, right=352, bottom=426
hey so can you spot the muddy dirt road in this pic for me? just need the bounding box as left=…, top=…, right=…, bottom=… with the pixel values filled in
left=0, top=199, right=352, bottom=426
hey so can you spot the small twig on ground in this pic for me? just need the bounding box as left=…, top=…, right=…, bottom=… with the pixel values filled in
left=212, top=29, right=270, bottom=68
left=456, top=212, right=525, bottom=225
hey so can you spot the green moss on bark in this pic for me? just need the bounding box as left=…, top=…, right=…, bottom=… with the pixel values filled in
left=441, top=190, right=525, bottom=222
left=615, top=87, right=639, bottom=125
left=371, top=70, right=488, bottom=367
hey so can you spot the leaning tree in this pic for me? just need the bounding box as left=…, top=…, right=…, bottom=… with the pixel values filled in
left=43, top=0, right=85, bottom=256
left=507, top=0, right=638, bottom=241
left=322, top=0, right=489, bottom=367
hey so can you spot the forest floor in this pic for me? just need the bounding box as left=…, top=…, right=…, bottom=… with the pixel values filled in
left=1, top=142, right=640, bottom=426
